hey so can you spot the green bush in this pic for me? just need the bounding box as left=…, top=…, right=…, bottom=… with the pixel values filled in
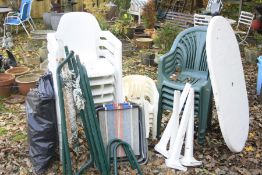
left=142, top=0, right=157, bottom=29
left=153, top=23, right=181, bottom=53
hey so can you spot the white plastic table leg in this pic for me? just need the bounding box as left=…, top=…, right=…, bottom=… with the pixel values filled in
left=154, top=91, right=180, bottom=157
left=165, top=89, right=194, bottom=171
left=180, top=92, right=202, bottom=166
left=154, top=83, right=191, bottom=157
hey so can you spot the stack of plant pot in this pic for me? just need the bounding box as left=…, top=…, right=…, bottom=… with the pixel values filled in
left=5, top=66, right=43, bottom=96
left=134, top=0, right=157, bottom=65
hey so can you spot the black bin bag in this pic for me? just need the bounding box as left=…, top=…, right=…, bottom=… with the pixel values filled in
left=26, top=72, right=58, bottom=174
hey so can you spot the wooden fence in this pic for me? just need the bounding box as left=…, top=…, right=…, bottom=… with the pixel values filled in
left=0, top=0, right=85, bottom=18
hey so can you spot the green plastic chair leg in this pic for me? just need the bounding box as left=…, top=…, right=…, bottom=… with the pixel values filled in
left=156, top=89, right=164, bottom=139
left=198, top=84, right=212, bottom=144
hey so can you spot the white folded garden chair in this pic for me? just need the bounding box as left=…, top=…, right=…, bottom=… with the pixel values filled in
left=234, top=11, right=254, bottom=45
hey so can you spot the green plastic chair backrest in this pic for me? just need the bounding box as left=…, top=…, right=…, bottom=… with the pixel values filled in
left=165, top=26, right=208, bottom=75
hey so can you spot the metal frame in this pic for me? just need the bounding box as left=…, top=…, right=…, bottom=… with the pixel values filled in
left=235, top=11, right=254, bottom=45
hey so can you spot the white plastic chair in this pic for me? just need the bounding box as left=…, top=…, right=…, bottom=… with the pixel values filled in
left=123, top=75, right=159, bottom=139
left=194, top=14, right=212, bottom=26
left=47, top=12, right=124, bottom=158
left=205, top=0, right=223, bottom=15
left=234, top=11, right=254, bottom=45
left=47, top=12, right=123, bottom=104
left=128, top=0, right=147, bottom=24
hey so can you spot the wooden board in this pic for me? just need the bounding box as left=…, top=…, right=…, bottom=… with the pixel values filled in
left=206, top=16, right=249, bottom=153
left=31, top=0, right=51, bottom=18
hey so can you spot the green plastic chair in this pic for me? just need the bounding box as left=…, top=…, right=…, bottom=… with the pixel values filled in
left=156, top=26, right=213, bottom=144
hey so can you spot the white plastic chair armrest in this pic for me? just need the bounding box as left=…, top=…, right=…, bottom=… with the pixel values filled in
left=99, top=31, right=123, bottom=102
left=47, top=33, right=65, bottom=60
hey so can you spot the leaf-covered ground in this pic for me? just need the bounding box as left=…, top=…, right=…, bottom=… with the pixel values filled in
left=0, top=21, right=261, bottom=175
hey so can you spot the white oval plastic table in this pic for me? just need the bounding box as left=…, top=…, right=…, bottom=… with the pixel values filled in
left=206, top=16, right=249, bottom=152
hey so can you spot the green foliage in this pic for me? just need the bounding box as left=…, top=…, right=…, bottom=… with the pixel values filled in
left=142, top=0, right=157, bottom=29
left=84, top=2, right=109, bottom=30
left=12, top=132, right=27, bottom=142
left=109, top=13, right=135, bottom=38
left=0, top=127, right=8, bottom=137
left=113, top=0, right=131, bottom=11
left=153, top=23, right=181, bottom=53
left=0, top=98, right=7, bottom=112
left=254, top=32, right=262, bottom=45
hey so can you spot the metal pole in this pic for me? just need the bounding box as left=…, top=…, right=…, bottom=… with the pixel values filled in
left=239, top=0, right=243, bottom=15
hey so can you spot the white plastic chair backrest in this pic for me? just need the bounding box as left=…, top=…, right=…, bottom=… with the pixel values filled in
left=130, top=0, right=147, bottom=11
left=194, top=14, right=212, bottom=26
left=123, top=75, right=158, bottom=104
left=123, top=75, right=159, bottom=137
left=55, top=12, right=101, bottom=62
left=236, top=11, right=254, bottom=33
left=206, top=0, right=223, bottom=15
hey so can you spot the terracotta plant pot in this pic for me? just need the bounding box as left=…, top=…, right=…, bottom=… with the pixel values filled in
left=15, top=73, right=40, bottom=95
left=5, top=66, right=30, bottom=77
left=0, top=73, right=15, bottom=97
left=144, top=28, right=156, bottom=38
left=136, top=38, right=153, bottom=49
left=133, top=32, right=150, bottom=39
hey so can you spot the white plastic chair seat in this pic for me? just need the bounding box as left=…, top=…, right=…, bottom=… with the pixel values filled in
left=123, top=75, right=159, bottom=139
left=85, top=59, right=115, bottom=77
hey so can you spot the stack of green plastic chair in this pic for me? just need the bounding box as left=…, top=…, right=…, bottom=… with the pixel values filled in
left=157, top=26, right=213, bottom=144
left=56, top=47, right=143, bottom=175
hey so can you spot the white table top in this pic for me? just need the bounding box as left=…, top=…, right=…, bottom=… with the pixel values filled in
left=206, top=16, right=249, bottom=153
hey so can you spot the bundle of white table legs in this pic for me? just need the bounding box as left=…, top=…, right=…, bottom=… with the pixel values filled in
left=155, top=83, right=202, bottom=171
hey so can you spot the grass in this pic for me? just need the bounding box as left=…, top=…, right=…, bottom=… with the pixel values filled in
left=0, top=97, right=19, bottom=114
left=0, top=127, right=8, bottom=137
left=0, top=97, right=7, bottom=112
left=12, top=132, right=27, bottom=142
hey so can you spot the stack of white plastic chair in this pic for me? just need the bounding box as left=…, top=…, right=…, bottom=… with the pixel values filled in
left=155, top=83, right=201, bottom=171
left=47, top=12, right=123, bottom=156
left=47, top=12, right=123, bottom=104
left=123, top=75, right=159, bottom=139
left=128, top=0, right=148, bottom=24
